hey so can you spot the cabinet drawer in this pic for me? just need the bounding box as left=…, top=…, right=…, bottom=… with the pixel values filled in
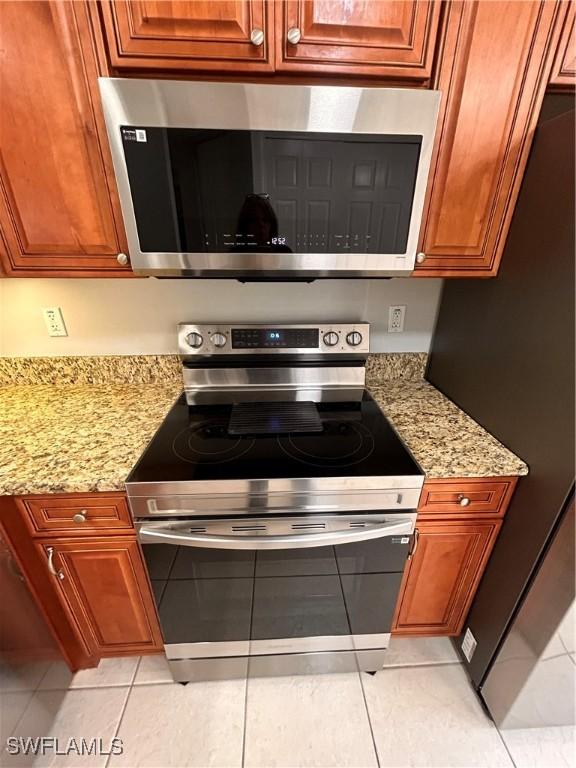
left=21, top=494, right=133, bottom=535
left=418, top=478, right=516, bottom=518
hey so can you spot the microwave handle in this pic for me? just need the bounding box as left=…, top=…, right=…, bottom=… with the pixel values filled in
left=138, top=518, right=413, bottom=551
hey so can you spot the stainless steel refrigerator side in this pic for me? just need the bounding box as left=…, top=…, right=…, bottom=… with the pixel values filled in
left=97, top=79, right=440, bottom=277
left=425, top=97, right=575, bottom=690
left=481, top=493, right=574, bottom=727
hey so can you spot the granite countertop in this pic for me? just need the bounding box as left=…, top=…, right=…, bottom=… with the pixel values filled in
left=0, top=354, right=527, bottom=496
left=369, top=380, right=527, bottom=479
left=0, top=384, right=181, bottom=496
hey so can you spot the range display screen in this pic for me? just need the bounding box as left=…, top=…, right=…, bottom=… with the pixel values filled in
left=232, top=328, right=319, bottom=349
left=120, top=127, right=421, bottom=256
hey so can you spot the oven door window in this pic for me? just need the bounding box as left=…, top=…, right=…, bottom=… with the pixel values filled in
left=121, top=128, right=421, bottom=257
left=142, top=534, right=409, bottom=648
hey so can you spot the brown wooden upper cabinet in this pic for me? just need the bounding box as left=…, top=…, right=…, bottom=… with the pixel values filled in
left=99, top=0, right=275, bottom=72
left=0, top=1, right=570, bottom=278
left=275, top=0, right=440, bottom=80
left=0, top=2, right=130, bottom=277
left=549, top=2, right=575, bottom=90
left=99, top=1, right=439, bottom=81
left=414, top=0, right=562, bottom=277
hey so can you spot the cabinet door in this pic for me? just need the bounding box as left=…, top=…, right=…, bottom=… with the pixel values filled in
left=38, top=537, right=163, bottom=656
left=0, top=497, right=96, bottom=671
left=100, top=0, right=274, bottom=72
left=276, top=0, right=440, bottom=80
left=549, top=2, right=575, bottom=90
left=0, top=2, right=129, bottom=276
left=392, top=520, right=502, bottom=636
left=415, top=1, right=561, bottom=277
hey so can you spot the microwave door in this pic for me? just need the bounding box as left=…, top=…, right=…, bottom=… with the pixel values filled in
left=99, top=79, right=440, bottom=277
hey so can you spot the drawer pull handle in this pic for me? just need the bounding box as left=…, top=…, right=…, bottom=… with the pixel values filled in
left=73, top=511, right=87, bottom=524
left=250, top=28, right=264, bottom=46
left=46, top=547, right=65, bottom=580
left=458, top=495, right=471, bottom=506
left=287, top=27, right=302, bottom=45
left=408, top=527, right=419, bottom=560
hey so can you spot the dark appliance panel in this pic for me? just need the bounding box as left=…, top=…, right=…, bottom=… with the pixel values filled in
left=143, top=533, right=410, bottom=647
left=121, top=128, right=421, bottom=257
left=426, top=101, right=575, bottom=685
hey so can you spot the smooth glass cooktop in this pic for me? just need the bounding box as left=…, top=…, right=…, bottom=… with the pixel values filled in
left=127, top=392, right=423, bottom=484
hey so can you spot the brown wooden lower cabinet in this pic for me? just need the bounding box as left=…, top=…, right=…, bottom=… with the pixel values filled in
left=1, top=494, right=163, bottom=669
left=36, top=536, right=163, bottom=658
left=392, top=519, right=502, bottom=636
left=3, top=476, right=517, bottom=669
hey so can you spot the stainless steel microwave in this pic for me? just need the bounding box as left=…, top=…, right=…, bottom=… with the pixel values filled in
left=99, top=79, right=440, bottom=279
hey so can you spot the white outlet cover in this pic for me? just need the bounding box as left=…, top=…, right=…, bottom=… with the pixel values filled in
left=461, top=627, right=478, bottom=662
left=388, top=305, right=406, bottom=333
left=42, top=307, right=68, bottom=337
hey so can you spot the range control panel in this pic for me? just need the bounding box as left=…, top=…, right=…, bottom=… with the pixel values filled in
left=232, top=328, right=319, bottom=349
left=178, top=323, right=370, bottom=356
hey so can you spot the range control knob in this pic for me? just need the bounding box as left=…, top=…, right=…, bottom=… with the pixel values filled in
left=346, top=331, right=363, bottom=347
left=210, top=332, right=227, bottom=348
left=186, top=332, right=203, bottom=349
left=323, top=331, right=340, bottom=347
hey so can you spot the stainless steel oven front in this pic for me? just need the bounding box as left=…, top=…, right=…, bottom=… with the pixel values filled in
left=137, top=508, right=417, bottom=681
left=99, top=79, right=440, bottom=279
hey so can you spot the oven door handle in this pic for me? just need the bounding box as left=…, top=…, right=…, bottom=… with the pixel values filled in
left=138, top=519, right=413, bottom=550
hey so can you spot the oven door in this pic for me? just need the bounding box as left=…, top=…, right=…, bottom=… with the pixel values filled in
left=138, top=514, right=415, bottom=680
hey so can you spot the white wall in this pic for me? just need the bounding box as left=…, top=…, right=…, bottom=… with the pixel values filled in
left=0, top=277, right=442, bottom=356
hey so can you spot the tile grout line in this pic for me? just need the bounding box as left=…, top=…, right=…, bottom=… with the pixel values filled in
left=104, top=684, right=133, bottom=768
left=379, top=660, right=462, bottom=671
left=104, top=656, right=140, bottom=768
left=494, top=724, right=518, bottom=768
left=130, top=657, right=141, bottom=687
left=357, top=670, right=381, bottom=768
left=39, top=682, right=142, bottom=691
left=240, top=674, right=250, bottom=768
left=558, top=633, right=573, bottom=657
left=8, top=661, right=58, bottom=738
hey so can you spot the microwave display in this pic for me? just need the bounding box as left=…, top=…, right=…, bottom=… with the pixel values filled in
left=120, top=128, right=421, bottom=256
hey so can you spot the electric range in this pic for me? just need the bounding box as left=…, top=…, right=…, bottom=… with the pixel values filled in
left=125, top=323, right=424, bottom=682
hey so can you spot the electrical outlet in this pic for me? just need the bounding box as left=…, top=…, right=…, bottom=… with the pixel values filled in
left=42, top=307, right=67, bottom=337
left=388, top=305, right=406, bottom=333
left=461, top=627, right=477, bottom=662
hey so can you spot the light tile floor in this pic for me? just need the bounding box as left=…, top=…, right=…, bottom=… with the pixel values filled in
left=3, top=638, right=575, bottom=768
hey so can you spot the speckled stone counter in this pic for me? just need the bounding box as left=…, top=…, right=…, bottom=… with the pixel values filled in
left=0, top=353, right=527, bottom=496
left=0, top=384, right=181, bottom=496
left=369, top=379, right=528, bottom=478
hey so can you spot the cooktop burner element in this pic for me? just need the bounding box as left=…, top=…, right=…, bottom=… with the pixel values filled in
left=172, top=420, right=255, bottom=465
left=278, top=420, right=375, bottom=467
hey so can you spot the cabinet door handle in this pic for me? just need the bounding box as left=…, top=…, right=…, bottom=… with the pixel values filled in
left=250, top=28, right=264, bottom=46
left=458, top=495, right=471, bottom=506
left=287, top=27, right=301, bottom=45
left=407, top=527, right=419, bottom=560
left=416, top=252, right=426, bottom=264
left=46, top=547, right=65, bottom=580
left=117, top=252, right=128, bottom=266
